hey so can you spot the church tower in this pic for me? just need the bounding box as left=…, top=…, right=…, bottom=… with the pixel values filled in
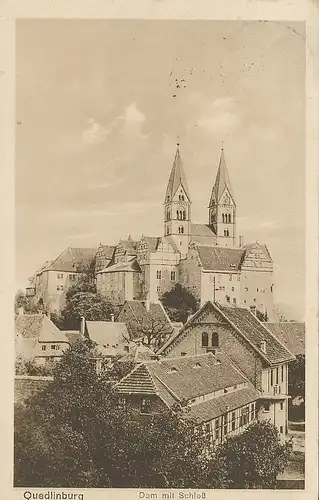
left=208, top=147, right=236, bottom=247
left=164, top=142, right=191, bottom=257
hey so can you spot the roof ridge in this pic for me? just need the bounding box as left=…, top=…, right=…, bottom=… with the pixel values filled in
left=151, top=372, right=181, bottom=403
left=255, top=317, right=296, bottom=360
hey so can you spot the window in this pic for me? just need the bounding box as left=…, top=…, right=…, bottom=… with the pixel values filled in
left=201, top=332, right=209, bottom=347
left=224, top=229, right=229, bottom=237
left=51, top=345, right=56, bottom=350
left=178, top=226, right=184, bottom=234
left=57, top=273, right=63, bottom=279
left=276, top=367, right=279, bottom=385
left=41, top=345, right=46, bottom=351
left=215, top=418, right=220, bottom=440
left=118, top=397, right=127, bottom=408
left=229, top=274, right=232, bottom=281
left=181, top=352, right=187, bottom=357
left=280, top=426, right=283, bottom=434
left=231, top=412, right=236, bottom=431
left=244, top=300, right=246, bottom=304
left=281, top=365, right=284, bottom=382
left=212, top=332, right=219, bottom=347
left=233, top=297, right=237, bottom=305
left=270, top=370, right=273, bottom=386
left=223, top=414, right=228, bottom=436
left=183, top=210, right=186, bottom=220
left=170, top=271, right=176, bottom=281
left=244, top=287, right=248, bottom=291
left=263, top=401, right=270, bottom=412
left=226, top=295, right=230, bottom=303
left=250, top=403, right=255, bottom=421
left=237, top=275, right=240, bottom=282
left=156, top=286, right=161, bottom=293
left=205, top=423, right=210, bottom=434
left=140, top=398, right=151, bottom=414
left=232, top=287, right=235, bottom=291
left=156, top=270, right=161, bottom=280
left=280, top=402, right=284, bottom=411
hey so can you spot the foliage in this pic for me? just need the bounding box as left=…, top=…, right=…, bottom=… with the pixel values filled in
left=15, top=356, right=54, bottom=377
left=217, top=420, right=292, bottom=489
left=127, top=313, right=171, bottom=350
left=288, top=354, right=305, bottom=400
left=15, top=290, right=41, bottom=314
left=14, top=340, right=222, bottom=488
left=50, top=274, right=115, bottom=330
left=14, top=342, right=292, bottom=489
left=161, top=284, right=199, bottom=324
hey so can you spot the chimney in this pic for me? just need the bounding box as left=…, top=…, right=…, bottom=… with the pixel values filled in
left=260, top=340, right=267, bottom=353
left=80, top=316, right=86, bottom=335
left=110, top=313, right=114, bottom=322
left=239, top=236, right=244, bottom=247
left=18, top=306, right=24, bottom=316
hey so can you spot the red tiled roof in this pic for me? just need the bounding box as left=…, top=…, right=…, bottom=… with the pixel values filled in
left=265, top=323, right=305, bottom=356
left=196, top=246, right=244, bottom=271
left=218, top=305, right=295, bottom=365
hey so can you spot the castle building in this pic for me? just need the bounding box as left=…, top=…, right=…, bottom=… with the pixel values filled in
left=28, top=144, right=276, bottom=320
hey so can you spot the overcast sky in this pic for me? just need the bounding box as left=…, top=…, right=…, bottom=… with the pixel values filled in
left=16, top=19, right=305, bottom=319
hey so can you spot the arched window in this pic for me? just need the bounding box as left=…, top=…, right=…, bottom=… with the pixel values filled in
left=224, top=229, right=229, bottom=237
left=176, top=210, right=179, bottom=220
left=212, top=332, right=219, bottom=347
left=222, top=214, right=225, bottom=223
left=201, top=332, right=208, bottom=347
left=181, top=195, right=185, bottom=201
left=167, top=195, right=170, bottom=202
left=229, top=214, right=231, bottom=223
left=183, top=210, right=186, bottom=220
left=179, top=195, right=182, bottom=201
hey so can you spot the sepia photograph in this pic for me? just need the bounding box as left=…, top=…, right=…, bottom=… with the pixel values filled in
left=13, top=17, right=307, bottom=492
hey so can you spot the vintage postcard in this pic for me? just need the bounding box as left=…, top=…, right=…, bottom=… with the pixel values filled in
left=1, top=1, right=318, bottom=499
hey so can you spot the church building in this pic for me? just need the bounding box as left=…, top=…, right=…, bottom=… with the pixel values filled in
left=28, top=143, right=276, bottom=321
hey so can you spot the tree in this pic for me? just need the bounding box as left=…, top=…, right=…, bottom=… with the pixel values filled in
left=217, top=420, right=292, bottom=489
left=127, top=314, right=172, bottom=350
left=15, top=290, right=40, bottom=314
left=161, top=284, right=199, bottom=324
left=288, top=354, right=305, bottom=421
left=14, top=340, right=225, bottom=488
left=50, top=273, right=115, bottom=330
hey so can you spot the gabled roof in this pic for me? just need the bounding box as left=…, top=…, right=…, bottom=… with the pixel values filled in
left=118, top=238, right=138, bottom=255
left=98, top=258, right=142, bottom=274
left=117, top=300, right=173, bottom=339
left=164, top=145, right=190, bottom=202
left=190, top=224, right=217, bottom=246
left=41, top=247, right=97, bottom=273
left=140, top=236, right=161, bottom=252
left=158, top=301, right=295, bottom=366
left=209, top=148, right=235, bottom=206
left=63, top=331, right=85, bottom=345
left=15, top=314, right=69, bottom=343
left=115, top=352, right=258, bottom=421
left=196, top=246, right=245, bottom=272
left=85, top=321, right=129, bottom=347
left=217, top=305, right=295, bottom=365
left=265, top=322, right=305, bottom=356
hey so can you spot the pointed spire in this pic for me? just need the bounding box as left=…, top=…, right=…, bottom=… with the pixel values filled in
left=209, top=146, right=235, bottom=206
left=165, top=142, right=190, bottom=202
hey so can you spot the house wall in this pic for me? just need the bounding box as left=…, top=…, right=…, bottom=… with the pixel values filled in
left=178, top=247, right=202, bottom=303
left=240, top=269, right=274, bottom=319
left=163, top=309, right=263, bottom=391
left=259, top=399, right=288, bottom=436
left=201, top=271, right=241, bottom=307
left=118, top=394, right=169, bottom=417
left=35, top=270, right=86, bottom=312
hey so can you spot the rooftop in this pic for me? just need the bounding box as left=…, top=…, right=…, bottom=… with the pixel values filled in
left=15, top=314, right=69, bottom=343
left=196, top=245, right=244, bottom=271
left=265, top=322, right=305, bottom=356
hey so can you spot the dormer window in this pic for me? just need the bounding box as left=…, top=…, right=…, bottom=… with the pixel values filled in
left=212, top=332, right=219, bottom=347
